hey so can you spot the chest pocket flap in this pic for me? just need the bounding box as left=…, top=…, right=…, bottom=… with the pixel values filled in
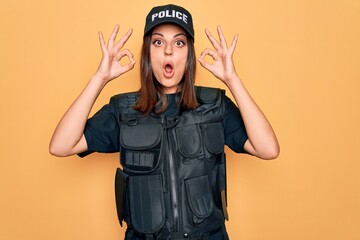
left=120, top=124, right=162, bottom=150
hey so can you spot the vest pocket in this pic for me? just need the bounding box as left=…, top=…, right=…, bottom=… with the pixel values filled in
left=120, top=124, right=162, bottom=172
left=185, top=175, right=214, bottom=225
left=175, top=124, right=202, bottom=158
left=201, top=122, right=225, bottom=156
left=115, top=168, right=128, bottom=227
left=128, top=174, right=165, bottom=234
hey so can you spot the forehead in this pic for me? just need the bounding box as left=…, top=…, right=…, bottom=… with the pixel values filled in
left=152, top=24, right=186, bottom=36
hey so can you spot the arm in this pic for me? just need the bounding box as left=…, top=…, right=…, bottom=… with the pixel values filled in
left=198, top=26, right=279, bottom=160
left=49, top=25, right=136, bottom=157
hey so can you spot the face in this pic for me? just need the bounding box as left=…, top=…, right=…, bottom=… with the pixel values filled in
left=150, top=24, right=188, bottom=94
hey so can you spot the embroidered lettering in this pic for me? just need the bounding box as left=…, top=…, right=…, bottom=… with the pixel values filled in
left=151, top=10, right=188, bottom=24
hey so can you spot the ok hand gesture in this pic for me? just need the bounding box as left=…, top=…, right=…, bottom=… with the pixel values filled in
left=96, top=25, right=136, bottom=83
left=198, top=26, right=239, bottom=86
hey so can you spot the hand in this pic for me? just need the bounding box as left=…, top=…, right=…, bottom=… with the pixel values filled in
left=95, top=24, right=136, bottom=83
left=198, top=26, right=239, bottom=85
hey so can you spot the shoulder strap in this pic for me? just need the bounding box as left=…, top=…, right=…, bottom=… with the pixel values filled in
left=195, top=86, right=222, bottom=104
left=195, top=86, right=226, bottom=116
left=110, top=92, right=141, bottom=121
left=110, top=91, right=139, bottom=113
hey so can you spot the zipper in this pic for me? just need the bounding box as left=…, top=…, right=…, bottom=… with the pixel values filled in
left=166, top=117, right=180, bottom=232
left=168, top=140, right=179, bottom=231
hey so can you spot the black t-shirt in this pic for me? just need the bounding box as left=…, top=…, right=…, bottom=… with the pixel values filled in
left=79, top=92, right=248, bottom=157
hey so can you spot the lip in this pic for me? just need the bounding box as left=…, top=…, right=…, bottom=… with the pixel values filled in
left=163, top=61, right=175, bottom=79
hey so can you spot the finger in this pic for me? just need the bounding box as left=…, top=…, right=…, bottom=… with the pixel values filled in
left=122, top=60, right=136, bottom=73
left=116, top=49, right=134, bottom=63
left=98, top=32, right=107, bottom=53
left=114, top=28, right=133, bottom=50
left=119, top=50, right=136, bottom=73
left=200, top=48, right=218, bottom=61
left=229, top=34, right=238, bottom=54
left=217, top=26, right=228, bottom=49
left=198, top=58, right=213, bottom=72
left=205, top=28, right=221, bottom=50
left=108, top=24, right=120, bottom=49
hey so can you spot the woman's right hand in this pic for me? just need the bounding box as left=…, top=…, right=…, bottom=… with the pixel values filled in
left=95, top=24, right=136, bottom=83
left=49, top=25, right=136, bottom=157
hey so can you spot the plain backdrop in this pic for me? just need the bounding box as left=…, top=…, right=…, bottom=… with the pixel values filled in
left=1, top=0, right=359, bottom=239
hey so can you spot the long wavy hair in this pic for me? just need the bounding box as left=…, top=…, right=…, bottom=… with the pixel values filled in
left=133, top=29, right=197, bottom=115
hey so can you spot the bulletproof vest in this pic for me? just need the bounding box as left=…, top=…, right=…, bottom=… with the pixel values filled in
left=112, top=86, right=229, bottom=239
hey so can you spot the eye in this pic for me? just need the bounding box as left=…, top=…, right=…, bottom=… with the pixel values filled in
left=152, top=39, right=163, bottom=46
left=175, top=40, right=186, bottom=47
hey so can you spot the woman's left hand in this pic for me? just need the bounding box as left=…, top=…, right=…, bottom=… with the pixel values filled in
left=199, top=26, right=280, bottom=160
left=198, top=26, right=239, bottom=86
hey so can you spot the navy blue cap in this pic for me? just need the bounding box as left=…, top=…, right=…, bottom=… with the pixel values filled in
left=144, top=4, right=194, bottom=39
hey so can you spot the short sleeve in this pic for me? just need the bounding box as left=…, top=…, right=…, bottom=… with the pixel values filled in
left=223, top=95, right=248, bottom=153
left=78, top=103, right=120, bottom=157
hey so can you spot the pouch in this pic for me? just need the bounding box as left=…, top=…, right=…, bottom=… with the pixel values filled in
left=185, top=175, right=214, bottom=225
left=128, top=174, right=165, bottom=234
left=218, top=154, right=229, bottom=221
left=175, top=124, right=202, bottom=158
left=120, top=123, right=162, bottom=172
left=201, top=122, right=225, bottom=159
left=115, top=168, right=128, bottom=226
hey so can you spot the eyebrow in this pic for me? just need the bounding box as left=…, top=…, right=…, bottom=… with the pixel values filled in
left=151, top=32, right=187, bottom=38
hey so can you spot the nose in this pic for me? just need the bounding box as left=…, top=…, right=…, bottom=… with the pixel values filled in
left=164, top=44, right=173, bottom=56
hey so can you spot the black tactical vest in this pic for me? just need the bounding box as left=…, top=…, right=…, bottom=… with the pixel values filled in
left=112, top=87, right=229, bottom=239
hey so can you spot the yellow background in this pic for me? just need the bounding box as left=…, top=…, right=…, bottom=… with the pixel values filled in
left=1, top=0, right=360, bottom=239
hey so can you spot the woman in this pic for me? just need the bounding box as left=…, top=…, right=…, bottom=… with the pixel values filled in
left=50, top=4, right=279, bottom=240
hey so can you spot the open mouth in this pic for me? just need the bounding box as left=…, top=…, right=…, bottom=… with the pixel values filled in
left=163, top=62, right=175, bottom=78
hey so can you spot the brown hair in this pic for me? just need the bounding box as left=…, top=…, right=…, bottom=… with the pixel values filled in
left=133, top=32, right=198, bottom=115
